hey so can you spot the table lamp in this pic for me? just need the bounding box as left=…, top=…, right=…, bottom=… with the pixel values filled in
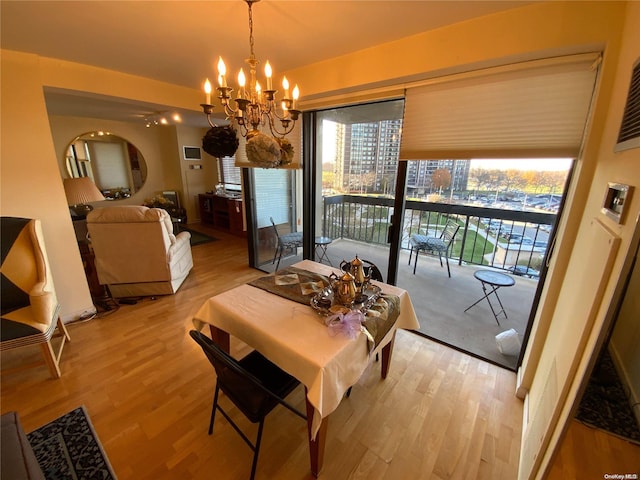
left=63, top=177, right=106, bottom=219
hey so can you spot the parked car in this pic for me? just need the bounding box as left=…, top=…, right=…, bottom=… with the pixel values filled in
left=504, top=233, right=524, bottom=243
left=508, top=265, right=540, bottom=278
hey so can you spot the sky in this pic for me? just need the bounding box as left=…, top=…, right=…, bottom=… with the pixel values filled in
left=470, top=158, right=572, bottom=172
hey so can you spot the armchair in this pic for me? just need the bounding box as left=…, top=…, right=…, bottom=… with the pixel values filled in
left=1, top=217, right=70, bottom=378
left=87, top=206, right=193, bottom=298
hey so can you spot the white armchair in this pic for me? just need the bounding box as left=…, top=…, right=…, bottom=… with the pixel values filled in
left=87, top=205, right=193, bottom=298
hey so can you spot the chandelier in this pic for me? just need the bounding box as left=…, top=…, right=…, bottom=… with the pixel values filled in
left=200, top=0, right=300, bottom=143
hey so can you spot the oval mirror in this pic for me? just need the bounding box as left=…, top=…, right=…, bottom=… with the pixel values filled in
left=65, top=131, right=147, bottom=200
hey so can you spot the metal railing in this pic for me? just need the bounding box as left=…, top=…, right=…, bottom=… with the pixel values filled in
left=323, top=194, right=557, bottom=275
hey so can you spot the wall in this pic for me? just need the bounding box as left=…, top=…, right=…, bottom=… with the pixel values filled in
left=523, top=3, right=640, bottom=478
left=48, top=116, right=214, bottom=231
left=174, top=125, right=219, bottom=222
left=49, top=115, right=178, bottom=205
left=0, top=52, right=95, bottom=320
left=1, top=51, right=204, bottom=321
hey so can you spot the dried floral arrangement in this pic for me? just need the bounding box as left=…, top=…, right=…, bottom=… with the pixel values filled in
left=202, top=125, right=239, bottom=158
left=245, top=132, right=282, bottom=168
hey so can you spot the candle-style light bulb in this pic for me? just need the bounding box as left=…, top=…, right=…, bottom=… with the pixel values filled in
left=217, top=57, right=227, bottom=87
left=265, top=61, right=273, bottom=90
left=238, top=68, right=246, bottom=98
left=204, top=78, right=212, bottom=104
left=256, top=81, right=262, bottom=103
left=292, top=84, right=300, bottom=109
left=282, top=76, right=290, bottom=98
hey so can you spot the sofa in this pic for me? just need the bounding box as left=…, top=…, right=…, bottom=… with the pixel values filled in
left=1, top=411, right=44, bottom=480
left=87, top=205, right=193, bottom=298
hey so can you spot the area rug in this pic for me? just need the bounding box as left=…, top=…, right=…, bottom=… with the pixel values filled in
left=27, top=406, right=117, bottom=479
left=182, top=228, right=217, bottom=246
left=575, top=350, right=640, bottom=445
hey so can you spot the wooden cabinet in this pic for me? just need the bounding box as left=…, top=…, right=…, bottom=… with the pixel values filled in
left=198, top=194, right=244, bottom=236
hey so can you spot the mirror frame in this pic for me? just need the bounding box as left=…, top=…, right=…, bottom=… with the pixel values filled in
left=64, top=131, right=148, bottom=200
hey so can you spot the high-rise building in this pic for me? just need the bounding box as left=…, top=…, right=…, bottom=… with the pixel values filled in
left=332, top=119, right=470, bottom=197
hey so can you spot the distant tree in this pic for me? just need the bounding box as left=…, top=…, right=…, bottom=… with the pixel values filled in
left=431, top=168, right=452, bottom=194
left=360, top=172, right=377, bottom=193
left=504, top=169, right=526, bottom=192
left=322, top=171, right=335, bottom=192
left=470, top=168, right=493, bottom=191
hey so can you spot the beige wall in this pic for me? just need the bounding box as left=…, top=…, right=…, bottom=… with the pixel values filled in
left=1, top=51, right=95, bottom=320
left=174, top=125, right=219, bottom=222
left=1, top=51, right=206, bottom=321
left=48, top=115, right=216, bottom=225
left=520, top=3, right=640, bottom=479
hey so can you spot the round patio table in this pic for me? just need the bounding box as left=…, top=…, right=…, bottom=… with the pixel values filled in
left=314, top=236, right=333, bottom=266
left=464, top=269, right=515, bottom=325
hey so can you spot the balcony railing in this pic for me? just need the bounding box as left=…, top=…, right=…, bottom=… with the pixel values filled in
left=323, top=194, right=557, bottom=276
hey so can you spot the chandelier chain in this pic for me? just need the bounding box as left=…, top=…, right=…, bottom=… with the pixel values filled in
left=247, top=1, right=255, bottom=60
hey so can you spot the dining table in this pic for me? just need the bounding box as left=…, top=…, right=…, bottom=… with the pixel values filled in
left=192, top=259, right=419, bottom=477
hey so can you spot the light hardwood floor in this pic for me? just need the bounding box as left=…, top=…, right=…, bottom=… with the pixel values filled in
left=547, top=420, right=640, bottom=479
left=1, top=225, right=530, bottom=479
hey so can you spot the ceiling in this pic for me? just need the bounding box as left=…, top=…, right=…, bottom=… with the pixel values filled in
left=2, top=0, right=533, bottom=127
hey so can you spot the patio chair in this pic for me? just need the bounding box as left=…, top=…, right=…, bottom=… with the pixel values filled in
left=189, top=330, right=306, bottom=480
left=408, top=220, right=460, bottom=277
left=270, top=217, right=303, bottom=270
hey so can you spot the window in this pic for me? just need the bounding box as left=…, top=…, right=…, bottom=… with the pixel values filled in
left=218, top=156, right=241, bottom=191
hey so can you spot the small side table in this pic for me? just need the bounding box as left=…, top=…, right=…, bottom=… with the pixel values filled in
left=464, top=269, right=515, bottom=325
left=314, top=236, right=333, bottom=266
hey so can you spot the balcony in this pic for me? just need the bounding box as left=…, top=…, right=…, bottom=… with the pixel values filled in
left=267, top=195, right=553, bottom=370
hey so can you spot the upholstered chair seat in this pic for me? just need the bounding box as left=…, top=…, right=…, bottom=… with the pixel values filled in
left=86, top=205, right=193, bottom=298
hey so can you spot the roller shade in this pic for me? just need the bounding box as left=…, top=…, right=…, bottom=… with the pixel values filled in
left=400, top=53, right=600, bottom=160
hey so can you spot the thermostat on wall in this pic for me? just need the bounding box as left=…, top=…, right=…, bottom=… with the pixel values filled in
left=183, top=146, right=202, bottom=160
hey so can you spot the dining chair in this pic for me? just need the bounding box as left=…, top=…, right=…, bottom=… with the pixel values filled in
left=339, top=258, right=383, bottom=282
left=189, top=330, right=306, bottom=480
left=270, top=217, right=303, bottom=270
left=408, top=220, right=460, bottom=277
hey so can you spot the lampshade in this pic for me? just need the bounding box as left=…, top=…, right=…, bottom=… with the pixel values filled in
left=63, top=177, right=105, bottom=206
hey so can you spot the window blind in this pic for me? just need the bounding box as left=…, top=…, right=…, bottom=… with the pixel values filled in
left=399, top=53, right=601, bottom=160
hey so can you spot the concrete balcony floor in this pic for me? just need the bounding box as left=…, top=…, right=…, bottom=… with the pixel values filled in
left=265, top=238, right=538, bottom=371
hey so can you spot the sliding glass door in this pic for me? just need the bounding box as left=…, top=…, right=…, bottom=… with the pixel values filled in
left=246, top=167, right=302, bottom=272
left=312, top=100, right=405, bottom=280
